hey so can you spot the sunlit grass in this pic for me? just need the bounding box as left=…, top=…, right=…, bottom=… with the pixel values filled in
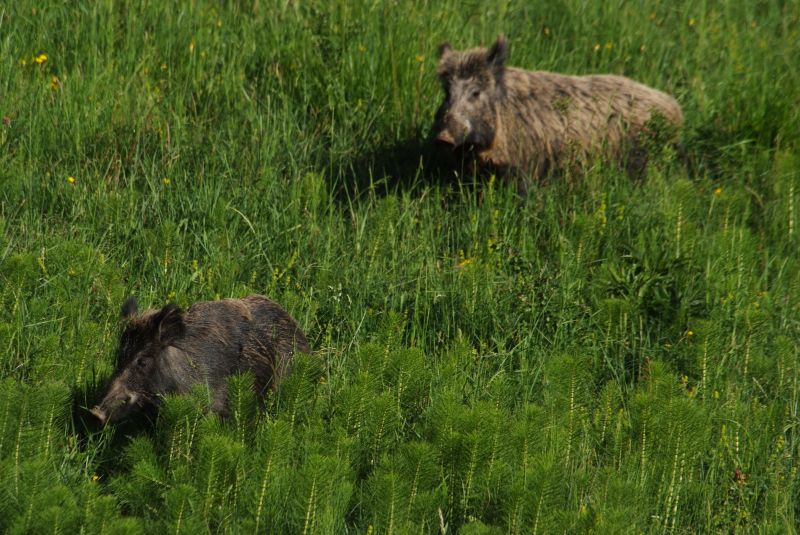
left=0, top=0, right=798, bottom=532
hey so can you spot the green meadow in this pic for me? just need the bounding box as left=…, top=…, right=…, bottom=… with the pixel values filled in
left=1, top=0, right=799, bottom=532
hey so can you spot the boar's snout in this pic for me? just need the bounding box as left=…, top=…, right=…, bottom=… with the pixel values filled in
left=435, top=129, right=456, bottom=147
left=435, top=114, right=473, bottom=148
left=89, top=405, right=109, bottom=425
left=90, top=389, right=141, bottom=426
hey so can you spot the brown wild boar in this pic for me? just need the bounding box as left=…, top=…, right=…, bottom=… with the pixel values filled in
left=433, top=35, right=684, bottom=189
left=90, top=295, right=309, bottom=425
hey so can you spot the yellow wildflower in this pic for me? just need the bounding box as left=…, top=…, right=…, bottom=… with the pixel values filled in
left=189, top=40, right=195, bottom=53
left=415, top=54, right=424, bottom=62
left=593, top=43, right=601, bottom=52
left=161, top=63, right=168, bottom=71
left=688, top=18, right=696, bottom=27
left=67, top=176, right=76, bottom=185
left=686, top=330, right=694, bottom=337
left=19, top=58, right=27, bottom=67
left=50, top=75, right=60, bottom=91
left=163, top=177, right=171, bottom=185
left=714, top=187, right=722, bottom=195
left=34, top=53, right=48, bottom=64
left=604, top=42, right=612, bottom=50
left=91, top=474, right=100, bottom=482
left=457, top=257, right=473, bottom=269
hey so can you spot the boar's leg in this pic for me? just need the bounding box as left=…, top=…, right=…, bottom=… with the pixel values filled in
left=210, top=386, right=230, bottom=418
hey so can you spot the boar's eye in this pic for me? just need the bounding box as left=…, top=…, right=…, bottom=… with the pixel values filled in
left=470, top=89, right=481, bottom=100
left=136, top=357, right=147, bottom=368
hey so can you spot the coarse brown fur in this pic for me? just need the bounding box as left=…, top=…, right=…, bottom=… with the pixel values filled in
left=434, top=36, right=684, bottom=190
left=90, top=295, right=309, bottom=424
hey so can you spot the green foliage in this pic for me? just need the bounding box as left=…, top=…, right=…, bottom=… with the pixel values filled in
left=1, top=0, right=799, bottom=532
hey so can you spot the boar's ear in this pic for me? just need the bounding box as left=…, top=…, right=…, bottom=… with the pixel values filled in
left=153, top=304, right=185, bottom=345
left=121, top=297, right=138, bottom=319
left=437, top=41, right=452, bottom=58
left=487, top=35, right=508, bottom=74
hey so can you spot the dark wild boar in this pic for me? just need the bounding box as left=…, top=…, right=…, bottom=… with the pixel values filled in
left=434, top=35, right=684, bottom=189
left=90, top=295, right=309, bottom=425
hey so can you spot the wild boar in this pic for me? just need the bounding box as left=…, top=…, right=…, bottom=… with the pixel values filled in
left=90, top=295, right=309, bottom=425
left=433, top=35, right=684, bottom=189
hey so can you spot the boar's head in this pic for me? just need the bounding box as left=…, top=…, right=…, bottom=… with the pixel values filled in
left=90, top=298, right=185, bottom=425
left=434, top=35, right=508, bottom=151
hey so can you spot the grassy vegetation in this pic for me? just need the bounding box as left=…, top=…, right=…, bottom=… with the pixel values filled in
left=1, top=0, right=799, bottom=532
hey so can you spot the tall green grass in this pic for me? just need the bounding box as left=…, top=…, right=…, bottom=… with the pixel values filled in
left=1, top=0, right=798, bottom=532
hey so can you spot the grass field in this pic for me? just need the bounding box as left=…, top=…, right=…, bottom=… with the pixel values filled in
left=1, top=0, right=799, bottom=532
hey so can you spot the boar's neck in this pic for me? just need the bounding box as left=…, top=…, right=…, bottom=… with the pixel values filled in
left=493, top=68, right=562, bottom=176
left=156, top=345, right=208, bottom=393
left=476, top=102, right=510, bottom=171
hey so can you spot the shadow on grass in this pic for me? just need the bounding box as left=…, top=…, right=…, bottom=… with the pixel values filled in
left=325, top=133, right=693, bottom=204
left=330, top=140, right=645, bottom=203
left=326, top=135, right=475, bottom=203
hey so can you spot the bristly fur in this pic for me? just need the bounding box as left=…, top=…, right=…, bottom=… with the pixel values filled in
left=438, top=45, right=500, bottom=85
left=433, top=35, right=684, bottom=190
left=152, top=304, right=185, bottom=343
left=94, top=295, right=310, bottom=424
left=121, top=297, right=139, bottom=318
